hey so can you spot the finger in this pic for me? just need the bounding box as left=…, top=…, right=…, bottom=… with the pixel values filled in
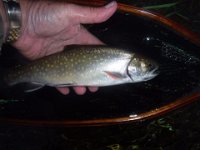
left=57, top=87, right=70, bottom=95
left=73, top=86, right=87, bottom=95
left=88, top=87, right=99, bottom=93
left=69, top=1, right=117, bottom=24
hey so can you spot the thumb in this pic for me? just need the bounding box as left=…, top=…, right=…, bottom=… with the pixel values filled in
left=68, top=1, right=118, bottom=24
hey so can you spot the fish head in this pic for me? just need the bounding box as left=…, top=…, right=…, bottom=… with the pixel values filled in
left=127, top=56, right=158, bottom=82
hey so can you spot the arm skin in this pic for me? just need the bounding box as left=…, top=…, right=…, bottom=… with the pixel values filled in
left=1, top=0, right=118, bottom=95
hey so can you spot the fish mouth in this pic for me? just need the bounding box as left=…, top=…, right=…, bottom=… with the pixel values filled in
left=151, top=66, right=159, bottom=75
left=128, top=66, right=159, bottom=82
left=137, top=66, right=159, bottom=82
left=143, top=66, right=159, bottom=81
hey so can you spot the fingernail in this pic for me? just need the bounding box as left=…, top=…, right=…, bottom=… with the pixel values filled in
left=105, top=1, right=116, bottom=8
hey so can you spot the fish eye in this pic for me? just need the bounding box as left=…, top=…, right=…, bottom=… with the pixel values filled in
left=140, top=61, right=145, bottom=67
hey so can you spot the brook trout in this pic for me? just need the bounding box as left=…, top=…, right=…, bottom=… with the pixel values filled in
left=4, top=45, right=158, bottom=92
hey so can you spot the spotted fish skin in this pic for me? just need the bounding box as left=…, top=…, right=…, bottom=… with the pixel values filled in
left=4, top=45, right=158, bottom=90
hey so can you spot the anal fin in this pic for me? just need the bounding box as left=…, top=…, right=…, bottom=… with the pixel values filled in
left=18, top=82, right=45, bottom=93
left=54, top=83, right=74, bottom=87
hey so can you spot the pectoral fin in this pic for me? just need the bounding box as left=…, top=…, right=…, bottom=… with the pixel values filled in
left=104, top=71, right=126, bottom=79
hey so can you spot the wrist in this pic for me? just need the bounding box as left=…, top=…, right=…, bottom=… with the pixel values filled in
left=1, top=0, right=21, bottom=43
left=0, top=0, right=9, bottom=42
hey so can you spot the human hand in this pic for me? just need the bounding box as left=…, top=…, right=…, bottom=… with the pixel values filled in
left=13, top=0, right=117, bottom=95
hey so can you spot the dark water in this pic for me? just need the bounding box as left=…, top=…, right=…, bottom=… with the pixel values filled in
left=0, top=10, right=200, bottom=123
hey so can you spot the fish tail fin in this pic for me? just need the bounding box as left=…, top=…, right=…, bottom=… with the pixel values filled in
left=0, top=46, right=41, bottom=92
left=0, top=68, right=44, bottom=93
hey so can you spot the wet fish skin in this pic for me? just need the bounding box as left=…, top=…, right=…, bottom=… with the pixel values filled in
left=4, top=45, right=158, bottom=91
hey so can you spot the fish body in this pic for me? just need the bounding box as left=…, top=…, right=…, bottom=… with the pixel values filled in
left=4, top=45, right=158, bottom=91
